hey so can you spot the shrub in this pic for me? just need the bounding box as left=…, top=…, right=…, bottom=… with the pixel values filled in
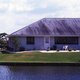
left=19, top=47, right=25, bottom=51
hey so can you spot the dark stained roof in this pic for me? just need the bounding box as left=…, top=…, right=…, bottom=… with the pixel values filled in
left=10, top=18, right=80, bottom=36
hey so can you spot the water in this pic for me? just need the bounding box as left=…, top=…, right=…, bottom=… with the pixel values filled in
left=0, top=66, right=80, bottom=80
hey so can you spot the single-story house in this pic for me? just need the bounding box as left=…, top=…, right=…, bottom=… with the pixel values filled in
left=8, top=18, right=80, bottom=51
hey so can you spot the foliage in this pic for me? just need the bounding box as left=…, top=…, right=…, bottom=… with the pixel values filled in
left=0, top=33, right=8, bottom=49
left=11, top=36, right=19, bottom=51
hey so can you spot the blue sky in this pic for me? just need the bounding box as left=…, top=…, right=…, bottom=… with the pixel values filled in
left=0, top=0, right=80, bottom=34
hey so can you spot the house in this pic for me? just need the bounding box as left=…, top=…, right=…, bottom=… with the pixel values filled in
left=8, top=18, right=80, bottom=51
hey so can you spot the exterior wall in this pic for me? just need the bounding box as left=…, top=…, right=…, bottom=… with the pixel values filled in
left=20, top=36, right=55, bottom=50
left=35, top=37, right=44, bottom=50
left=9, top=36, right=44, bottom=51
left=50, top=37, right=55, bottom=47
left=19, top=36, right=44, bottom=50
left=9, top=36, right=80, bottom=51
left=19, top=37, right=34, bottom=50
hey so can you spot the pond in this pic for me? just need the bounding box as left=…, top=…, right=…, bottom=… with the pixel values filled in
left=0, top=66, right=80, bottom=80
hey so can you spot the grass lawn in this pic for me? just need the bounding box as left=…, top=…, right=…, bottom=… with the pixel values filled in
left=0, top=52, right=80, bottom=63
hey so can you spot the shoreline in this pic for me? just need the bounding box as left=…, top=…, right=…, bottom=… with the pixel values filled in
left=0, top=62, right=80, bottom=66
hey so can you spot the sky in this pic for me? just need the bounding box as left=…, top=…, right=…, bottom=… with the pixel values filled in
left=0, top=0, right=80, bottom=34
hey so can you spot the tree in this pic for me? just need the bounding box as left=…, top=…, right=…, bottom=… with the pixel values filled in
left=11, top=36, right=19, bottom=51
left=0, top=33, right=8, bottom=49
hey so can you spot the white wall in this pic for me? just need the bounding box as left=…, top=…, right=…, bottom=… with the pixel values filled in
left=19, top=36, right=44, bottom=50
left=50, top=37, right=55, bottom=47
left=35, top=37, right=44, bottom=50
left=9, top=36, right=55, bottom=51
left=9, top=36, right=80, bottom=51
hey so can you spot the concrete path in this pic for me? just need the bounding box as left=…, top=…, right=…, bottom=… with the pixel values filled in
left=39, top=50, right=80, bottom=53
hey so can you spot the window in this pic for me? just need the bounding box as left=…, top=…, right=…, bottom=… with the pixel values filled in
left=55, top=37, right=78, bottom=44
left=26, top=37, right=35, bottom=44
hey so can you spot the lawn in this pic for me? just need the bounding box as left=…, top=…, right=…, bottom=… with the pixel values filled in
left=0, top=51, right=80, bottom=63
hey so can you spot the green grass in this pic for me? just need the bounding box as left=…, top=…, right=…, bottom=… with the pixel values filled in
left=0, top=52, right=80, bottom=63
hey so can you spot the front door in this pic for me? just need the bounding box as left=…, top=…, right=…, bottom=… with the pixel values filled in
left=44, top=37, right=50, bottom=50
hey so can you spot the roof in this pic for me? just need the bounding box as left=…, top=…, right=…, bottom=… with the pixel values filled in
left=10, top=18, right=80, bottom=36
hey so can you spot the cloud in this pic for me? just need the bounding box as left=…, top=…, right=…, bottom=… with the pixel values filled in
left=0, top=0, right=80, bottom=34
left=0, top=0, right=34, bottom=13
left=8, top=0, right=34, bottom=12
left=0, top=3, right=8, bottom=13
left=0, top=0, right=80, bottom=14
